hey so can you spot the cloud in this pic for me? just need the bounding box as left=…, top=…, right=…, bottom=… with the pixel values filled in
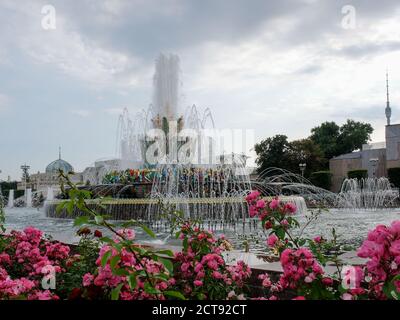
left=70, top=109, right=91, bottom=117
left=334, top=41, right=400, bottom=59
left=2, top=0, right=400, bottom=179
left=0, top=1, right=145, bottom=87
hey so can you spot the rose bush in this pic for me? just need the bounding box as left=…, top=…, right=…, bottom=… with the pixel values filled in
left=0, top=227, right=69, bottom=300
left=1, top=181, right=400, bottom=300
left=245, top=190, right=400, bottom=300
left=172, top=222, right=251, bottom=299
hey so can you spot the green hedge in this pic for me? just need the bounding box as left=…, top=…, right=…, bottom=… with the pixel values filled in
left=310, top=171, right=332, bottom=190
left=388, top=167, right=400, bottom=188
left=347, top=169, right=368, bottom=180
left=0, top=182, right=24, bottom=200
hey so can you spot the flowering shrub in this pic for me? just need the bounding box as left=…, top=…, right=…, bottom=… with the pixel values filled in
left=357, top=221, right=400, bottom=299
left=245, top=190, right=400, bottom=300
left=246, top=191, right=300, bottom=253
left=79, top=228, right=176, bottom=300
left=172, top=223, right=251, bottom=299
left=1, top=179, right=400, bottom=300
left=0, top=227, right=69, bottom=300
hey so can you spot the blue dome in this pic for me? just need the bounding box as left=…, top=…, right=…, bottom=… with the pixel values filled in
left=46, top=158, right=74, bottom=174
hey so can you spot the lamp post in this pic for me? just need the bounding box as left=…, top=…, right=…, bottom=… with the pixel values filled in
left=299, top=163, right=307, bottom=178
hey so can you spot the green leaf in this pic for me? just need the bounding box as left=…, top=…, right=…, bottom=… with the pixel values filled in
left=197, top=293, right=206, bottom=300
left=111, top=283, right=123, bottom=300
left=158, top=257, right=173, bottom=274
left=100, top=237, right=114, bottom=244
left=144, top=282, right=161, bottom=295
left=101, top=250, right=112, bottom=267
left=298, top=239, right=306, bottom=246
left=121, top=219, right=138, bottom=228
left=114, top=269, right=130, bottom=276
left=73, top=216, right=90, bottom=227
left=338, top=284, right=347, bottom=294
left=81, top=190, right=92, bottom=199
left=95, top=215, right=104, bottom=224
left=390, top=290, right=399, bottom=300
left=110, top=255, right=121, bottom=270
left=164, top=291, right=186, bottom=300
left=275, top=228, right=285, bottom=239
left=183, top=238, right=188, bottom=251
left=383, top=276, right=400, bottom=300
left=153, top=273, right=169, bottom=281
left=127, top=274, right=137, bottom=289
left=56, top=201, right=68, bottom=214
left=130, top=246, right=146, bottom=255
left=139, top=223, right=156, bottom=238
left=67, top=201, right=76, bottom=215
left=68, top=189, right=78, bottom=200
left=155, top=249, right=174, bottom=257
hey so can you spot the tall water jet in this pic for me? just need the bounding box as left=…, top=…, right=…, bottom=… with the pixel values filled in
left=26, top=188, right=32, bottom=208
left=47, top=187, right=54, bottom=201
left=152, top=54, right=180, bottom=121
left=337, top=177, right=398, bottom=209
left=7, top=190, right=14, bottom=208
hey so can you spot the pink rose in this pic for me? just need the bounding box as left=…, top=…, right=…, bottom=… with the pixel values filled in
left=269, top=199, right=280, bottom=210
left=322, top=277, right=333, bottom=286
left=256, top=199, right=266, bottom=209
left=281, top=219, right=289, bottom=227
left=314, top=236, right=323, bottom=244
left=264, top=221, right=273, bottom=229
left=284, top=203, right=297, bottom=214
left=194, top=280, right=203, bottom=287
left=267, top=234, right=278, bottom=248
left=212, top=271, right=223, bottom=279
left=82, top=273, right=94, bottom=287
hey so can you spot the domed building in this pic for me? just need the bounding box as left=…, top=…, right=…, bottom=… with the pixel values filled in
left=16, top=148, right=120, bottom=199
left=21, top=148, right=83, bottom=196
left=45, top=151, right=74, bottom=174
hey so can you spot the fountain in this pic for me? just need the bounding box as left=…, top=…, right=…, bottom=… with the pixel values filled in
left=47, top=187, right=54, bottom=201
left=255, top=168, right=400, bottom=211
left=337, top=177, right=399, bottom=209
left=7, top=190, right=14, bottom=208
left=45, top=54, right=253, bottom=225
left=26, top=188, right=32, bottom=208
left=114, top=54, right=251, bottom=222
left=254, top=167, right=338, bottom=211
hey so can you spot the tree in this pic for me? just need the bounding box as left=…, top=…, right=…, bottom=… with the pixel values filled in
left=337, top=120, right=373, bottom=155
left=309, top=122, right=340, bottom=160
left=287, top=139, right=326, bottom=175
left=255, top=136, right=325, bottom=176
left=255, top=135, right=291, bottom=174
left=310, top=119, right=373, bottom=160
left=255, top=119, right=373, bottom=175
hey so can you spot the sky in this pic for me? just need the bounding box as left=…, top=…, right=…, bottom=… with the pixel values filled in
left=1, top=0, right=400, bottom=180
